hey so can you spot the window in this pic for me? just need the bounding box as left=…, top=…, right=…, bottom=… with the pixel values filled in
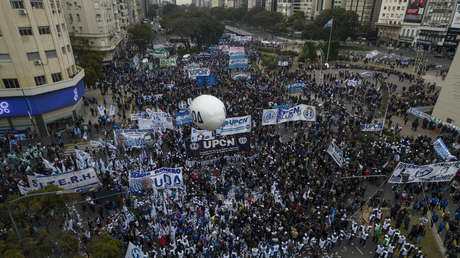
left=45, top=50, right=57, bottom=58
left=30, top=0, right=44, bottom=8
left=10, top=0, right=24, bottom=9
left=0, top=30, right=2, bottom=37
left=19, top=27, right=33, bottom=36
left=56, top=24, right=61, bottom=33
left=38, top=26, right=50, bottom=34
left=34, top=75, right=46, bottom=86
left=3, top=79, right=20, bottom=89
left=0, top=54, right=12, bottom=62
left=98, top=26, right=103, bottom=33
left=61, top=24, right=65, bottom=31
left=96, top=14, right=102, bottom=22
left=67, top=44, right=71, bottom=53
left=51, top=72, right=62, bottom=82
left=76, top=14, right=80, bottom=22
left=27, top=52, right=40, bottom=61
left=62, top=46, right=66, bottom=54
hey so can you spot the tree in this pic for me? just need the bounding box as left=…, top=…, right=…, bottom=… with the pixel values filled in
left=299, top=42, right=317, bottom=63
left=56, top=232, right=80, bottom=255
left=321, top=40, right=340, bottom=61
left=87, top=233, right=122, bottom=258
left=302, top=8, right=359, bottom=41
left=127, top=24, right=155, bottom=50
left=71, top=37, right=105, bottom=86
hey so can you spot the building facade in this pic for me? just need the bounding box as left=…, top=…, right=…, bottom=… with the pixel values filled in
left=343, top=0, right=382, bottom=27
left=277, top=0, right=293, bottom=16
left=0, top=0, right=85, bottom=136
left=376, top=0, right=408, bottom=46
left=64, top=0, right=124, bottom=62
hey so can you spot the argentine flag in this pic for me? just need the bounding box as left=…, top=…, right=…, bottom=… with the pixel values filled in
left=324, top=18, right=333, bottom=28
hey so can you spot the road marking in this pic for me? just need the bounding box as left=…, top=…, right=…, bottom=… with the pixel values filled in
left=355, top=246, right=364, bottom=255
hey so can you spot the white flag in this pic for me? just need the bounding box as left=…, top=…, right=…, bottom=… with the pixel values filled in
left=125, top=242, right=145, bottom=258
left=109, top=105, right=116, bottom=116
left=42, top=158, right=57, bottom=172
left=97, top=105, right=105, bottom=116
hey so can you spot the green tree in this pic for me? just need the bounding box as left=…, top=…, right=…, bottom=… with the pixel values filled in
left=302, top=8, right=359, bottom=41
left=71, top=37, right=105, bottom=86
left=56, top=232, right=80, bottom=255
left=87, top=233, right=122, bottom=258
left=299, top=42, right=317, bottom=63
left=321, top=40, right=340, bottom=61
left=127, top=24, right=155, bottom=50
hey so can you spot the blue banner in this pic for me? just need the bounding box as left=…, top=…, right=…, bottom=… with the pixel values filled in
left=175, top=110, right=193, bottom=126
left=433, top=138, right=456, bottom=160
left=0, top=80, right=85, bottom=117
left=286, top=82, right=305, bottom=93
left=272, top=104, right=292, bottom=110
left=196, top=75, right=217, bottom=86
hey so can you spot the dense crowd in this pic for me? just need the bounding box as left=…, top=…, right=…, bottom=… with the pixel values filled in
left=0, top=36, right=459, bottom=258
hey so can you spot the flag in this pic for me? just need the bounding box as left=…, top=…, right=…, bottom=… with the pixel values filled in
left=42, top=159, right=58, bottom=172
left=324, top=18, right=333, bottom=28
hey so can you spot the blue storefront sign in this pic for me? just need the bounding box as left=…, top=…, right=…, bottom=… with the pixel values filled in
left=0, top=80, right=85, bottom=118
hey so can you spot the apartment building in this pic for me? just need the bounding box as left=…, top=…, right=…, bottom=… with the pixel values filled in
left=376, top=0, right=408, bottom=46
left=343, top=0, right=382, bottom=27
left=63, top=0, right=123, bottom=62
left=0, top=0, right=85, bottom=136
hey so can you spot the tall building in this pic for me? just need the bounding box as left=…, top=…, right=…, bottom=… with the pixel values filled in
left=63, top=0, right=123, bottom=62
left=432, top=35, right=460, bottom=127
left=277, top=0, right=293, bottom=16
left=375, top=0, right=408, bottom=47
left=0, top=0, right=85, bottom=136
left=343, top=0, right=382, bottom=26
left=292, top=0, right=315, bottom=20
left=417, top=0, right=457, bottom=53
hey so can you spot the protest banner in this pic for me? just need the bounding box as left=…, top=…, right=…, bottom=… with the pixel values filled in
left=27, top=168, right=101, bottom=193
left=388, top=161, right=460, bottom=183
left=327, top=142, right=344, bottom=168
left=129, top=167, right=184, bottom=193
left=216, top=115, right=251, bottom=136
left=360, top=122, right=384, bottom=132
left=191, top=128, right=214, bottom=142
left=186, top=133, right=250, bottom=157
left=175, top=110, right=193, bottom=126
left=433, top=138, right=456, bottom=160
left=262, top=105, right=316, bottom=125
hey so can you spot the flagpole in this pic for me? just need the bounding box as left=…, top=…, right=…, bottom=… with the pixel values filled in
left=326, top=17, right=333, bottom=63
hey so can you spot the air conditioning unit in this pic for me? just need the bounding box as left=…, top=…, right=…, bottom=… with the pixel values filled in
left=34, top=60, right=42, bottom=65
left=19, top=9, right=27, bottom=15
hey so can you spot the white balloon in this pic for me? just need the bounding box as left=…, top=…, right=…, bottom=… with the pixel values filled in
left=189, top=95, right=226, bottom=131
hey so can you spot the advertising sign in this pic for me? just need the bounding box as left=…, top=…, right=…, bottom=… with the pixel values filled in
left=404, top=0, right=427, bottom=23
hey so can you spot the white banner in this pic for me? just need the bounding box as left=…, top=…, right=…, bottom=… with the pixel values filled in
left=114, top=129, right=149, bottom=148
left=97, top=106, right=105, bottom=116
left=129, top=167, right=184, bottom=193
left=327, top=142, right=344, bottom=167
left=388, top=161, right=460, bottom=183
left=188, top=68, right=210, bottom=79
left=138, top=112, right=174, bottom=130
left=109, top=105, right=116, bottom=116
left=216, top=115, right=251, bottom=136
left=433, top=138, right=456, bottom=160
left=191, top=128, right=214, bottom=142
left=27, top=168, right=101, bottom=192
left=125, top=242, right=145, bottom=258
left=262, top=105, right=316, bottom=125
left=360, top=122, right=384, bottom=131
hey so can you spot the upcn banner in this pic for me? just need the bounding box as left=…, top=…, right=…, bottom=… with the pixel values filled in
left=186, top=133, right=250, bottom=157
left=404, top=0, right=427, bottom=23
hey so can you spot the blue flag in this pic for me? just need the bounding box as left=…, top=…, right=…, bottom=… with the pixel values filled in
left=324, top=18, right=333, bottom=28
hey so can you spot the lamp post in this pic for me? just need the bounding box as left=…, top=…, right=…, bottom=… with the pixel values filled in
left=316, top=49, right=324, bottom=85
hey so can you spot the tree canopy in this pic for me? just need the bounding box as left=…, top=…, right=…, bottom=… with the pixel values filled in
left=209, top=7, right=284, bottom=32
left=87, top=233, right=122, bottom=258
left=127, top=24, right=155, bottom=50
left=302, top=8, right=360, bottom=41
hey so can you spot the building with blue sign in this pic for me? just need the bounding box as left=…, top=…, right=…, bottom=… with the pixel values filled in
left=0, top=0, right=86, bottom=137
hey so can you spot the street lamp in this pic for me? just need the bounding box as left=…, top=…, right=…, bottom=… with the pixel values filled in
left=316, top=49, right=324, bottom=85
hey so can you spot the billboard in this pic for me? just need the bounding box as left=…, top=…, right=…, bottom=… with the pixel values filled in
left=404, top=0, right=427, bottom=23
left=451, top=3, right=460, bottom=29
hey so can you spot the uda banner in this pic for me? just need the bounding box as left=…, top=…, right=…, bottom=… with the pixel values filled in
left=216, top=115, right=251, bottom=136
left=433, top=138, right=456, bottom=160
left=191, top=128, right=214, bottom=142
left=129, top=167, right=184, bottom=193
left=262, top=104, right=316, bottom=125
left=27, top=168, right=101, bottom=192
left=388, top=161, right=460, bottom=184
left=361, top=122, right=384, bottom=132
left=327, top=142, right=344, bottom=167
left=186, top=133, right=250, bottom=157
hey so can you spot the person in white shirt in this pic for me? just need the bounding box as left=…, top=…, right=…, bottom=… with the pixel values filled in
left=360, top=231, right=368, bottom=246
left=375, top=244, right=383, bottom=258
left=387, top=244, right=394, bottom=258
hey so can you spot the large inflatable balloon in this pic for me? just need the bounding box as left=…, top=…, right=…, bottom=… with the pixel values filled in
left=189, top=95, right=226, bottom=131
